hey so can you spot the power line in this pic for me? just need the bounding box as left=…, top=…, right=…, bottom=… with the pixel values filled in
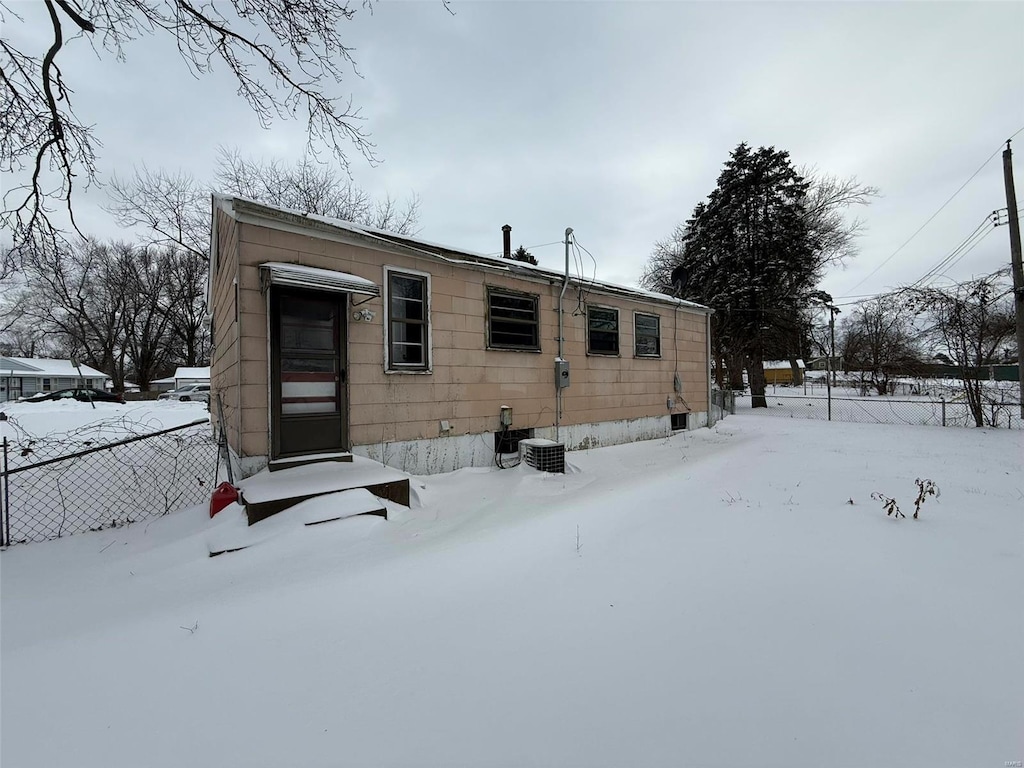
left=909, top=213, right=993, bottom=288
left=843, top=125, right=1024, bottom=295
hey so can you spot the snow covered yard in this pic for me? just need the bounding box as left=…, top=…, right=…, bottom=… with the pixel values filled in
left=2, top=414, right=1021, bottom=768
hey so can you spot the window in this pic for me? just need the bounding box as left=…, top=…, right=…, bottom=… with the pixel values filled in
left=634, top=313, right=661, bottom=357
left=487, top=288, right=540, bottom=350
left=42, top=378, right=51, bottom=391
left=587, top=306, right=619, bottom=355
left=385, top=268, right=430, bottom=371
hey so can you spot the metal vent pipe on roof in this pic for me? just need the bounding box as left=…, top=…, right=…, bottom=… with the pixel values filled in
left=502, top=224, right=512, bottom=259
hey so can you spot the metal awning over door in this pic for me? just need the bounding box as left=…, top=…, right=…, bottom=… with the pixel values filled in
left=259, top=262, right=380, bottom=297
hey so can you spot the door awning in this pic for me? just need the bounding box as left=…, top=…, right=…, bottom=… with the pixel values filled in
left=259, top=262, right=381, bottom=297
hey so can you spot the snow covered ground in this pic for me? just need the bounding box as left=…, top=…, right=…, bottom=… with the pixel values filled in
left=2, top=413, right=1022, bottom=767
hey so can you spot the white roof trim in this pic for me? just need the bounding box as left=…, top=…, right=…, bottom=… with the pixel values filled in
left=259, top=262, right=380, bottom=297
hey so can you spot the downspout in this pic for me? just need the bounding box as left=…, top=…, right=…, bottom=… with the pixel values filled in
left=556, top=227, right=573, bottom=443
left=706, top=310, right=713, bottom=427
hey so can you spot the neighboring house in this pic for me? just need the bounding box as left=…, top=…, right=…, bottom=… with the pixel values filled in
left=763, top=359, right=805, bottom=385
left=806, top=356, right=842, bottom=373
left=209, top=195, right=713, bottom=478
left=0, top=357, right=110, bottom=402
left=171, top=366, right=210, bottom=389
left=150, top=377, right=177, bottom=393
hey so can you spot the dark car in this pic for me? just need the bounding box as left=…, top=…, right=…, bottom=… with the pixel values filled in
left=24, top=388, right=125, bottom=404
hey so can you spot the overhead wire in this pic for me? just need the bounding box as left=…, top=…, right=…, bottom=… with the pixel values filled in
left=842, top=125, right=1024, bottom=295
left=909, top=213, right=994, bottom=289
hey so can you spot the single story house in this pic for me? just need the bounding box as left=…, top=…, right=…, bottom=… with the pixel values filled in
left=150, top=367, right=211, bottom=392
left=0, top=357, right=110, bottom=402
left=209, top=195, right=713, bottom=478
left=171, top=366, right=210, bottom=389
left=763, top=359, right=805, bottom=386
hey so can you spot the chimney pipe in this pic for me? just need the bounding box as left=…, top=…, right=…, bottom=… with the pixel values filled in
left=502, top=224, right=511, bottom=259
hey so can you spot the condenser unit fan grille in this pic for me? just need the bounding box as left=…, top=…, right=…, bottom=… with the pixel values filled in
left=519, top=439, right=565, bottom=473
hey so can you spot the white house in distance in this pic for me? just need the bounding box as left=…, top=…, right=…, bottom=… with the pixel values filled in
left=152, top=366, right=211, bottom=392
left=0, top=357, right=110, bottom=402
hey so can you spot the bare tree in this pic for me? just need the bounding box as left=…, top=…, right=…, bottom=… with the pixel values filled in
left=214, top=148, right=421, bottom=233
left=837, top=295, right=922, bottom=395
left=106, top=167, right=210, bottom=260
left=799, top=168, right=880, bottom=267
left=18, top=239, right=133, bottom=390
left=163, top=247, right=211, bottom=367
left=2, top=0, right=377, bottom=256
left=909, top=272, right=1015, bottom=427
left=121, top=246, right=178, bottom=389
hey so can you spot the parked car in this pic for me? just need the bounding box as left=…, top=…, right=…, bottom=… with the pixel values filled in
left=158, top=383, right=211, bottom=403
left=23, top=388, right=125, bottom=404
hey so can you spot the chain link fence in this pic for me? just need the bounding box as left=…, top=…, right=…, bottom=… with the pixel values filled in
left=1, top=416, right=218, bottom=545
left=738, top=392, right=1023, bottom=430
left=710, top=388, right=736, bottom=425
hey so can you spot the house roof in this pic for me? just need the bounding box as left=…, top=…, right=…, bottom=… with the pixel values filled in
left=211, top=194, right=712, bottom=315
left=764, top=359, right=806, bottom=370
left=0, top=357, right=109, bottom=379
left=173, top=366, right=210, bottom=380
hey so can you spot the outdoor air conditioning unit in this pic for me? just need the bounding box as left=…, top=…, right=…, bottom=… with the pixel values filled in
left=519, top=438, right=565, bottom=474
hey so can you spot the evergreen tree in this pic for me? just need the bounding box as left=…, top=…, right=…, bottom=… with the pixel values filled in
left=511, top=244, right=538, bottom=265
left=671, top=143, right=818, bottom=407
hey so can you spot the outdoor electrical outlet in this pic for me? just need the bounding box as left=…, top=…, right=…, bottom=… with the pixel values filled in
left=499, top=406, right=513, bottom=427
left=439, top=420, right=451, bottom=433
left=667, top=397, right=674, bottom=410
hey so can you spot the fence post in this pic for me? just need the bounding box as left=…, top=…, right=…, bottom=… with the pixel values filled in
left=941, top=397, right=946, bottom=427
left=1, top=437, right=8, bottom=548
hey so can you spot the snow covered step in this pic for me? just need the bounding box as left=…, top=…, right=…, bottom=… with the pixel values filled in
left=240, top=455, right=411, bottom=523
left=300, top=487, right=386, bottom=526
left=207, top=489, right=387, bottom=557
left=268, top=452, right=353, bottom=472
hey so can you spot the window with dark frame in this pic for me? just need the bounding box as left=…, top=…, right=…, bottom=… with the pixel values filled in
left=488, top=288, right=540, bottom=350
left=634, top=313, right=661, bottom=357
left=387, top=271, right=429, bottom=370
left=587, top=306, right=619, bottom=355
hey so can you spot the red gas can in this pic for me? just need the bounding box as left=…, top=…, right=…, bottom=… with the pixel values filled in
left=209, top=482, right=239, bottom=518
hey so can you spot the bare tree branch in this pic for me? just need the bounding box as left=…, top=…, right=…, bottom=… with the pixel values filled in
left=2, top=0, right=381, bottom=257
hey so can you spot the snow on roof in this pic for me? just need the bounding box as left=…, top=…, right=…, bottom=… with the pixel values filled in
left=215, top=194, right=711, bottom=313
left=174, top=367, right=210, bottom=380
left=0, top=356, right=109, bottom=379
left=763, top=359, right=806, bottom=370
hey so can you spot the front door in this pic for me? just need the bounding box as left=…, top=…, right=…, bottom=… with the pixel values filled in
left=271, top=289, right=347, bottom=458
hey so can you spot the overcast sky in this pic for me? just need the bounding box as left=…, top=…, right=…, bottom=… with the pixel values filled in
left=6, top=1, right=1024, bottom=306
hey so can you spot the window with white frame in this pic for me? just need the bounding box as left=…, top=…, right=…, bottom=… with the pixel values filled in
left=487, top=288, right=540, bottom=350
left=587, top=305, right=619, bottom=355
left=385, top=268, right=430, bottom=371
left=634, top=313, right=661, bottom=357
left=42, top=378, right=52, bottom=391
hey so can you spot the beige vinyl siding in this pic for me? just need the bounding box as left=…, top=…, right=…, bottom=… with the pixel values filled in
left=225, top=220, right=708, bottom=452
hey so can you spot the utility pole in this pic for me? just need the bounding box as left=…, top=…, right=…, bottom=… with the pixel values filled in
left=1003, top=140, right=1024, bottom=418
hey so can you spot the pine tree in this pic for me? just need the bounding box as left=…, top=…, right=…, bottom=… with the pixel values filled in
left=674, top=143, right=817, bottom=407
left=511, top=245, right=538, bottom=265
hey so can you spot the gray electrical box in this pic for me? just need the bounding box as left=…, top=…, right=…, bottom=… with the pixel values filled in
left=555, top=358, right=570, bottom=389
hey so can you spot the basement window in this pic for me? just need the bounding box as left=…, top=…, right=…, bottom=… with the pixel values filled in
left=494, top=427, right=534, bottom=454
left=671, top=413, right=688, bottom=431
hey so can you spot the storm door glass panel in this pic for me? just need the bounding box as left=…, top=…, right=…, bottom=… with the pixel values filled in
left=280, top=295, right=339, bottom=415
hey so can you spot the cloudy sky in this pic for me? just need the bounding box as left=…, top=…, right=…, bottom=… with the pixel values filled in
left=6, top=1, right=1024, bottom=305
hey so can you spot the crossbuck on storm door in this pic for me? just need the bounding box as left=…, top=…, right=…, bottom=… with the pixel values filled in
left=270, top=288, right=348, bottom=458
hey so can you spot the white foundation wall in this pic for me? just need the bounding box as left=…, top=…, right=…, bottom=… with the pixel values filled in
left=352, top=412, right=709, bottom=476
left=227, top=412, right=711, bottom=479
